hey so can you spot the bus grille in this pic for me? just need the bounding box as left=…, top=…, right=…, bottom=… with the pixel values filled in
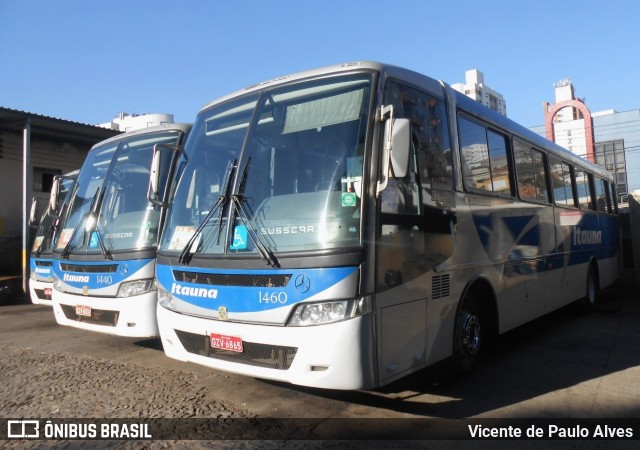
left=34, top=289, right=51, bottom=300
left=59, top=304, right=119, bottom=327
left=172, top=271, right=291, bottom=288
left=34, top=260, right=53, bottom=267
left=174, top=330, right=297, bottom=370
left=59, top=263, right=119, bottom=273
left=432, top=274, right=450, bottom=299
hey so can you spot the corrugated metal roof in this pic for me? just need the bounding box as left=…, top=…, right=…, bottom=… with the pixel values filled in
left=0, top=106, right=101, bottom=127
left=0, top=106, right=121, bottom=145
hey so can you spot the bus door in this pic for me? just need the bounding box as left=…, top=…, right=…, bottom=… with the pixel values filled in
left=375, top=82, right=455, bottom=383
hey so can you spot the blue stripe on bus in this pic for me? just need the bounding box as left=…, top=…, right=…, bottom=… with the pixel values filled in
left=30, top=258, right=52, bottom=280
left=52, top=258, right=154, bottom=289
left=156, top=264, right=357, bottom=313
left=472, top=211, right=619, bottom=268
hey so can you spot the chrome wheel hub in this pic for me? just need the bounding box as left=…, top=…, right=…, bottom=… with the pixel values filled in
left=462, top=314, right=481, bottom=355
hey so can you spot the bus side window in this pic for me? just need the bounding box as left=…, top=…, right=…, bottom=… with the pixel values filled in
left=487, top=130, right=511, bottom=195
left=531, top=149, right=549, bottom=203
left=595, top=177, right=608, bottom=214
left=575, top=169, right=595, bottom=211
left=514, top=139, right=549, bottom=202
left=459, top=117, right=491, bottom=191
left=610, top=181, right=618, bottom=213
left=603, top=180, right=613, bottom=214
left=458, top=118, right=511, bottom=195
left=549, top=158, right=575, bottom=207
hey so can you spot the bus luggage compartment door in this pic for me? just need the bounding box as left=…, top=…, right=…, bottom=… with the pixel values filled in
left=378, top=297, right=427, bottom=383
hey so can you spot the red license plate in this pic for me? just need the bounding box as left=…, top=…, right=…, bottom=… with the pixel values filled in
left=76, top=305, right=92, bottom=317
left=44, top=288, right=52, bottom=299
left=210, top=333, right=243, bottom=353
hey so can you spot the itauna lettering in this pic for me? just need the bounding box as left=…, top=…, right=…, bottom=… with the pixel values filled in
left=260, top=225, right=314, bottom=235
left=63, top=273, right=90, bottom=283
left=573, top=227, right=603, bottom=246
left=171, top=282, right=218, bottom=299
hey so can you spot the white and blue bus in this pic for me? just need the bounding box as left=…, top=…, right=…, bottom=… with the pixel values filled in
left=51, top=123, right=191, bottom=337
left=29, top=171, right=78, bottom=306
left=151, top=62, right=620, bottom=389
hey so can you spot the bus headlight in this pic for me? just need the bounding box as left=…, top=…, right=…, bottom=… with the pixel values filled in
left=116, top=279, right=155, bottom=298
left=287, top=297, right=371, bottom=327
left=158, top=286, right=176, bottom=310
left=53, top=275, right=63, bottom=292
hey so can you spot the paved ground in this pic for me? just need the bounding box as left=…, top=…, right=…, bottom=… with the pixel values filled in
left=1, top=271, right=639, bottom=448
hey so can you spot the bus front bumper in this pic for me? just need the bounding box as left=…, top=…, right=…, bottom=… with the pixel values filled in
left=157, top=304, right=375, bottom=390
left=29, top=278, right=54, bottom=306
left=52, top=290, right=159, bottom=338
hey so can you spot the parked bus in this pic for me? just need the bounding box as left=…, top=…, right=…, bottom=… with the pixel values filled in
left=150, top=62, right=620, bottom=389
left=51, top=123, right=191, bottom=337
left=29, top=171, right=78, bottom=305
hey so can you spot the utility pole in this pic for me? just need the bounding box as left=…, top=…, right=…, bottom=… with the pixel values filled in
left=22, top=119, right=31, bottom=293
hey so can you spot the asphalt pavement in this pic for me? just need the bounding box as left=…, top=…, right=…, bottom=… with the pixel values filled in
left=1, top=270, right=639, bottom=448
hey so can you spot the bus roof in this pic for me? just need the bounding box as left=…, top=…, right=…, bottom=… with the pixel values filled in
left=198, top=61, right=611, bottom=181
left=198, top=61, right=391, bottom=111
left=90, top=122, right=192, bottom=150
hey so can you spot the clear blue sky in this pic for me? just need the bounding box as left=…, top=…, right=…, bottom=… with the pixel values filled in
left=1, top=0, right=638, bottom=129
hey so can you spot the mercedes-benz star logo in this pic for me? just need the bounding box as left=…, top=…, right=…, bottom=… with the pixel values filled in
left=294, top=274, right=311, bottom=293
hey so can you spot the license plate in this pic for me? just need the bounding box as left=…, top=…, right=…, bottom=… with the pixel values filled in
left=44, top=288, right=52, bottom=299
left=210, top=333, right=243, bottom=353
left=76, top=305, right=92, bottom=317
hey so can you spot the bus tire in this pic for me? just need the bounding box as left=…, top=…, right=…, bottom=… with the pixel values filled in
left=451, top=292, right=483, bottom=376
left=583, top=263, right=600, bottom=308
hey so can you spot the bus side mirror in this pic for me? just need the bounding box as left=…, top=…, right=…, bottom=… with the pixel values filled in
left=377, top=117, right=411, bottom=197
left=148, top=143, right=185, bottom=208
left=48, top=177, right=61, bottom=214
left=389, top=118, right=411, bottom=178
left=29, top=198, right=41, bottom=227
left=149, top=149, right=161, bottom=200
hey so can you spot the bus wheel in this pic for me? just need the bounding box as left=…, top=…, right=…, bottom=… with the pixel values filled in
left=452, top=293, right=483, bottom=376
left=583, top=264, right=599, bottom=308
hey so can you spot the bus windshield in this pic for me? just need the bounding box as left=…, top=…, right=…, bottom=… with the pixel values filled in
left=161, top=74, right=372, bottom=257
left=31, top=175, right=76, bottom=256
left=56, top=131, right=182, bottom=255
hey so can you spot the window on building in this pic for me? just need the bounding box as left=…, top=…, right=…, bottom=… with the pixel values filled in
left=33, top=167, right=62, bottom=193
left=595, top=139, right=627, bottom=201
left=489, top=94, right=498, bottom=111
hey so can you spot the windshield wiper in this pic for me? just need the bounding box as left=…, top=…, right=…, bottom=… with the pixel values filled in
left=92, top=216, right=113, bottom=260
left=62, top=142, right=133, bottom=260
left=61, top=184, right=113, bottom=260
left=231, top=158, right=280, bottom=268
left=178, top=159, right=236, bottom=264
left=61, top=184, right=102, bottom=259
